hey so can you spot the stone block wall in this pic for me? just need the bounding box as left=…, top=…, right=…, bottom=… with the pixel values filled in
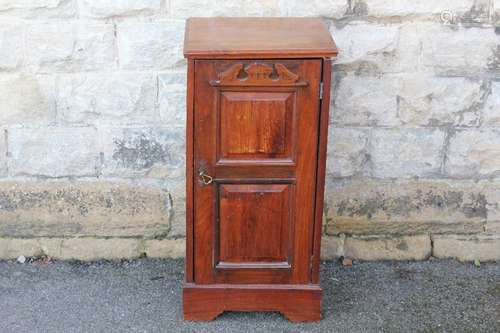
left=0, top=0, right=499, bottom=261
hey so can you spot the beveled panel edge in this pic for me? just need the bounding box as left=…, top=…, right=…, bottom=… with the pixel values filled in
left=217, top=89, right=296, bottom=163
left=215, top=182, right=295, bottom=269
left=216, top=262, right=291, bottom=269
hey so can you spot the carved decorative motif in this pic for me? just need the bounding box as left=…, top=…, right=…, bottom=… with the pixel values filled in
left=211, top=63, right=307, bottom=87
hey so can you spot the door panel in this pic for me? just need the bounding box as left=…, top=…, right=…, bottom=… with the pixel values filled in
left=194, top=59, right=322, bottom=284
left=219, top=91, right=295, bottom=163
left=217, top=183, right=292, bottom=265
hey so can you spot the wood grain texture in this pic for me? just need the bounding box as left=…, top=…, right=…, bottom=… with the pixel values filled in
left=185, top=59, right=195, bottom=283
left=219, top=91, right=294, bottom=161
left=183, top=283, right=322, bottom=322
left=183, top=17, right=336, bottom=321
left=184, top=17, right=338, bottom=59
left=290, top=59, right=321, bottom=284
left=218, top=184, right=291, bottom=263
left=211, top=63, right=305, bottom=87
left=311, top=59, right=332, bottom=284
left=192, top=59, right=321, bottom=287
left=193, top=60, right=217, bottom=284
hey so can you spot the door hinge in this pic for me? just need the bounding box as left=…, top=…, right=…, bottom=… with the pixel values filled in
left=319, top=82, right=323, bottom=100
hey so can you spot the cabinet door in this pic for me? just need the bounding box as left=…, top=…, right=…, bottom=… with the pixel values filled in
left=193, top=59, right=322, bottom=284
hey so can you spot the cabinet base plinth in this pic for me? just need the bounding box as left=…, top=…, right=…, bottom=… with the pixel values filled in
left=183, top=283, right=322, bottom=322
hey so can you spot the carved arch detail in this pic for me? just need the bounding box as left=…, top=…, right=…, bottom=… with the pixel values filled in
left=210, top=63, right=307, bottom=87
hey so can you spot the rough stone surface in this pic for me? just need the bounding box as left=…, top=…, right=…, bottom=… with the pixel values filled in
left=57, top=73, right=157, bottom=125
left=482, top=81, right=500, bottom=125
left=117, top=21, right=184, bottom=70
left=9, top=127, right=99, bottom=177
left=486, top=221, right=500, bottom=233
left=332, top=74, right=399, bottom=126
left=320, top=236, right=345, bottom=260
left=170, top=0, right=286, bottom=18
left=0, top=0, right=77, bottom=18
left=397, top=76, right=485, bottom=127
left=158, top=71, right=187, bottom=126
left=461, top=0, right=495, bottom=24
left=0, top=181, right=171, bottom=238
left=0, top=237, right=142, bottom=260
left=79, top=0, right=162, bottom=18
left=218, top=0, right=286, bottom=17
left=0, top=237, right=182, bottom=260
left=433, top=235, right=500, bottom=261
left=0, top=74, right=55, bottom=125
left=0, top=238, right=41, bottom=259
left=446, top=129, right=500, bottom=178
left=483, top=181, right=500, bottom=221
left=325, top=179, right=488, bottom=236
left=163, top=179, right=185, bottom=238
left=145, top=239, right=185, bottom=258
left=0, top=20, right=24, bottom=70
left=327, top=127, right=369, bottom=178
left=26, top=22, right=115, bottom=73
left=57, top=238, right=141, bottom=260
left=358, top=0, right=473, bottom=17
left=286, top=0, right=347, bottom=19
left=344, top=235, right=432, bottom=260
left=333, top=73, right=489, bottom=128
left=370, top=128, right=446, bottom=178
left=331, top=23, right=402, bottom=73
left=100, top=127, right=185, bottom=179
left=421, top=25, right=499, bottom=72
left=0, top=131, right=6, bottom=176
left=496, top=1, right=500, bottom=25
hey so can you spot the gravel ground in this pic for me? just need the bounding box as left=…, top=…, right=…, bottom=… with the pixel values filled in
left=0, top=258, right=499, bottom=333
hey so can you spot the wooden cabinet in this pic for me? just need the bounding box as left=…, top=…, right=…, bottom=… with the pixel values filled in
left=183, top=17, right=338, bottom=322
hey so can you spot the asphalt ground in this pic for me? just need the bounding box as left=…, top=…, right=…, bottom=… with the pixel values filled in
left=0, top=258, right=499, bottom=332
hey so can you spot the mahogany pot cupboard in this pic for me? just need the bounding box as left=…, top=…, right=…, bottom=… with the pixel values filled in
left=182, top=17, right=338, bottom=322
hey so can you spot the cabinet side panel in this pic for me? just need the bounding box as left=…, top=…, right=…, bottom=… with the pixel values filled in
left=311, top=58, right=332, bottom=283
left=185, top=59, right=195, bottom=283
left=290, top=59, right=322, bottom=284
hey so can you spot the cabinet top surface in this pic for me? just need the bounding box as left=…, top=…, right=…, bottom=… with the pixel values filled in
left=184, top=17, right=338, bottom=59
